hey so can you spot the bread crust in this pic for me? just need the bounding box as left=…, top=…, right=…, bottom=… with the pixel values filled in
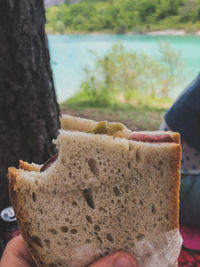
left=169, top=144, right=181, bottom=228
left=8, top=167, right=46, bottom=266
left=19, top=160, right=41, bottom=172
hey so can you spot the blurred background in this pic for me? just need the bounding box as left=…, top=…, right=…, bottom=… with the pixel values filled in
left=44, top=0, right=200, bottom=130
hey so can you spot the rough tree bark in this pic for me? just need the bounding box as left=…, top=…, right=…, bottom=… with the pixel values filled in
left=0, top=0, right=60, bottom=212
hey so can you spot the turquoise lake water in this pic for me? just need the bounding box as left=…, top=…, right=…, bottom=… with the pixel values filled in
left=48, top=34, right=200, bottom=103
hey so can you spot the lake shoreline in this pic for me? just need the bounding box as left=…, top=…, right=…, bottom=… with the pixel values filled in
left=146, top=29, right=200, bottom=36
left=47, top=29, right=200, bottom=36
left=90, top=29, right=200, bottom=36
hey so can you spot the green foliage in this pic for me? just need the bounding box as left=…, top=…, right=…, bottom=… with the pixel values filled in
left=46, top=6, right=60, bottom=28
left=184, top=21, right=200, bottom=33
left=55, top=20, right=65, bottom=34
left=180, top=0, right=200, bottom=22
left=158, top=40, right=185, bottom=96
left=115, top=20, right=127, bottom=34
left=156, top=0, right=183, bottom=20
left=137, top=0, right=157, bottom=22
left=45, top=0, right=200, bottom=33
left=70, top=43, right=184, bottom=106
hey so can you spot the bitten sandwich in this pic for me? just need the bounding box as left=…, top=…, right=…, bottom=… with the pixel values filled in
left=8, top=115, right=182, bottom=267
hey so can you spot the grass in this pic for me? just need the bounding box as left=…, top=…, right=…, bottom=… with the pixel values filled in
left=60, top=100, right=168, bottom=131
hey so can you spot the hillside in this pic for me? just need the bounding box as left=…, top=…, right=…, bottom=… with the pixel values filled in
left=46, top=0, right=200, bottom=34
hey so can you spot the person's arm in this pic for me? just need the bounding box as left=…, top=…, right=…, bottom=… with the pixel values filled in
left=164, top=73, right=200, bottom=151
left=0, top=235, right=137, bottom=267
left=180, top=174, right=200, bottom=228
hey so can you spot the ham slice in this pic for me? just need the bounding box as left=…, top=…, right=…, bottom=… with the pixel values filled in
left=131, top=134, right=173, bottom=143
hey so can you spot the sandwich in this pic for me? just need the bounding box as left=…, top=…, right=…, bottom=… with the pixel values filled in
left=8, top=115, right=182, bottom=267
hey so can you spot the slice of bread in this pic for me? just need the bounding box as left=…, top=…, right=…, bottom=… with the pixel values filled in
left=8, top=117, right=181, bottom=267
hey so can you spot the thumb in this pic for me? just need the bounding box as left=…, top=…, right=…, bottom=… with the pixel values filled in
left=89, top=251, right=138, bottom=267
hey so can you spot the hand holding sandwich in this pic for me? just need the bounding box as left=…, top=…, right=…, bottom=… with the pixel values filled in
left=0, top=235, right=137, bottom=267
left=0, top=236, right=37, bottom=267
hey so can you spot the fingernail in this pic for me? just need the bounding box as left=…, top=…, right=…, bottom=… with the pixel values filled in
left=114, top=255, right=135, bottom=267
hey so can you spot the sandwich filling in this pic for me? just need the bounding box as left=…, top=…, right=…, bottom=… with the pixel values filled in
left=131, top=134, right=172, bottom=143
left=89, top=121, right=173, bottom=143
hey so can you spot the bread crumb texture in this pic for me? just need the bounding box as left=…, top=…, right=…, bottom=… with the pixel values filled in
left=9, top=130, right=181, bottom=267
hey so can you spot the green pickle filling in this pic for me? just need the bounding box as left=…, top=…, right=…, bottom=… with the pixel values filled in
left=89, top=121, right=124, bottom=135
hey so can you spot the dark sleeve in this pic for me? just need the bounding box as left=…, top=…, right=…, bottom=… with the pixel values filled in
left=180, top=174, right=200, bottom=228
left=165, top=73, right=200, bottom=151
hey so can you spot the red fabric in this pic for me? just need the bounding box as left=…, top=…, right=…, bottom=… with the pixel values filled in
left=178, top=225, right=200, bottom=266
left=178, top=248, right=200, bottom=266
left=180, top=225, right=200, bottom=251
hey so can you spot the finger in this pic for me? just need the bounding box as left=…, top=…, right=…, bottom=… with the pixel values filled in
left=89, top=251, right=138, bottom=267
left=0, top=235, right=37, bottom=267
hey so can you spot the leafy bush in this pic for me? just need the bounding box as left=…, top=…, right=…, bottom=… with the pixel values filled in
left=55, top=20, right=65, bottom=34
left=115, top=20, right=127, bottom=34
left=158, top=40, right=185, bottom=96
left=46, top=6, right=60, bottom=28
left=184, top=22, right=199, bottom=33
left=74, top=42, right=185, bottom=106
left=73, top=15, right=85, bottom=26
left=180, top=0, right=200, bottom=22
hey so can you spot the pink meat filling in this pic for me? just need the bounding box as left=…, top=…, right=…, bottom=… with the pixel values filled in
left=131, top=134, right=173, bottom=143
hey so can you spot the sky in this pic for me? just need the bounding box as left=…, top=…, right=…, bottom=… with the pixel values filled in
left=44, top=0, right=81, bottom=8
left=44, top=0, right=64, bottom=8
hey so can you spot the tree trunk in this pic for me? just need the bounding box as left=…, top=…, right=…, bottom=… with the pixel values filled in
left=0, top=0, right=60, bottom=212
